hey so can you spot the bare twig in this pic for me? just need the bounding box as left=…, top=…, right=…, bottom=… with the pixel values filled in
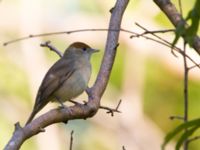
left=69, top=130, right=74, bottom=150
left=189, top=63, right=200, bottom=70
left=187, top=136, right=200, bottom=143
left=135, top=23, right=174, bottom=35
left=4, top=0, right=130, bottom=149
left=3, top=28, right=136, bottom=46
left=183, top=42, right=189, bottom=123
left=40, top=41, right=63, bottom=57
left=134, top=22, right=178, bottom=57
left=134, top=23, right=175, bottom=48
left=100, top=99, right=122, bottom=116
left=130, top=24, right=200, bottom=69
left=183, top=42, right=189, bottom=150
left=169, top=115, right=184, bottom=121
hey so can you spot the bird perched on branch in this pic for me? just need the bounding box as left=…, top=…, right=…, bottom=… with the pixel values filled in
left=26, top=42, right=99, bottom=125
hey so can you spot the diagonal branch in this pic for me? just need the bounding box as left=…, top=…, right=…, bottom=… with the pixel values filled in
left=4, top=0, right=129, bottom=150
left=153, top=0, right=200, bottom=54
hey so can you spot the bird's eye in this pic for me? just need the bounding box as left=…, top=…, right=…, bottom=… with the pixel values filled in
left=82, top=47, right=87, bottom=51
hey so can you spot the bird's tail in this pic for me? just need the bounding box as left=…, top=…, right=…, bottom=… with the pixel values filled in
left=25, top=99, right=48, bottom=125
left=25, top=101, right=45, bottom=125
left=25, top=109, right=38, bottom=125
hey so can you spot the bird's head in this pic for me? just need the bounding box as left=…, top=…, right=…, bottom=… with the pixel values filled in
left=63, top=42, right=99, bottom=59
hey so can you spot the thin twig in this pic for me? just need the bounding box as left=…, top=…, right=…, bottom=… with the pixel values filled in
left=69, top=130, right=74, bottom=150
left=183, top=41, right=189, bottom=150
left=169, top=115, right=184, bottom=121
left=3, top=28, right=137, bottom=46
left=115, top=99, right=122, bottom=110
left=122, top=146, right=126, bottom=150
left=40, top=41, right=63, bottom=57
left=189, top=63, right=200, bottom=70
left=134, top=22, right=178, bottom=57
left=135, top=22, right=174, bottom=37
left=187, top=136, right=200, bottom=143
left=100, top=99, right=122, bottom=116
left=131, top=34, right=200, bottom=68
left=135, top=23, right=174, bottom=35
left=131, top=24, right=200, bottom=69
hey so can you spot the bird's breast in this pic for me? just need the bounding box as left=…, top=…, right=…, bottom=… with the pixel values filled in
left=53, top=63, right=91, bottom=102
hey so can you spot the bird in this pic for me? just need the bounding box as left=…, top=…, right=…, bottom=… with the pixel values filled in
left=25, top=42, right=99, bottom=125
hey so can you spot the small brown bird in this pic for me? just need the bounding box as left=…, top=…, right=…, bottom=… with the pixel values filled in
left=26, top=42, right=99, bottom=125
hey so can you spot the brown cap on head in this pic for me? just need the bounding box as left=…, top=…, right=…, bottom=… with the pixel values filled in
left=69, top=42, right=91, bottom=49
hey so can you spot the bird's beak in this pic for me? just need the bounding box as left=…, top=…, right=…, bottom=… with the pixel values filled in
left=91, top=48, right=100, bottom=53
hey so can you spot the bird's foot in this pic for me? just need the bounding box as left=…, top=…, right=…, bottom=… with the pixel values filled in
left=58, top=103, right=67, bottom=109
left=55, top=96, right=67, bottom=109
left=68, top=99, right=80, bottom=105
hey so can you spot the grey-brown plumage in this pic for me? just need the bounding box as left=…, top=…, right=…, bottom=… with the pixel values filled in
left=25, top=42, right=99, bottom=125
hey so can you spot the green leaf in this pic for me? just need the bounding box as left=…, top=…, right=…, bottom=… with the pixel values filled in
left=185, top=0, right=200, bottom=46
left=175, top=126, right=199, bottom=150
left=186, top=0, right=200, bottom=45
left=172, top=0, right=200, bottom=47
left=162, top=118, right=200, bottom=150
left=172, top=23, right=185, bottom=47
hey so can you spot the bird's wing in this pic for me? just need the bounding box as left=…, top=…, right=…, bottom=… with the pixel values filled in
left=34, top=58, right=75, bottom=110
left=26, top=58, right=76, bottom=124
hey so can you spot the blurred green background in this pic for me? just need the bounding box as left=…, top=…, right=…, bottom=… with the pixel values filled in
left=0, top=0, right=200, bottom=150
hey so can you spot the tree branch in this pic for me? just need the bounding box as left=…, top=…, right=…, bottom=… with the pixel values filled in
left=4, top=0, right=129, bottom=149
left=153, top=0, right=200, bottom=54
